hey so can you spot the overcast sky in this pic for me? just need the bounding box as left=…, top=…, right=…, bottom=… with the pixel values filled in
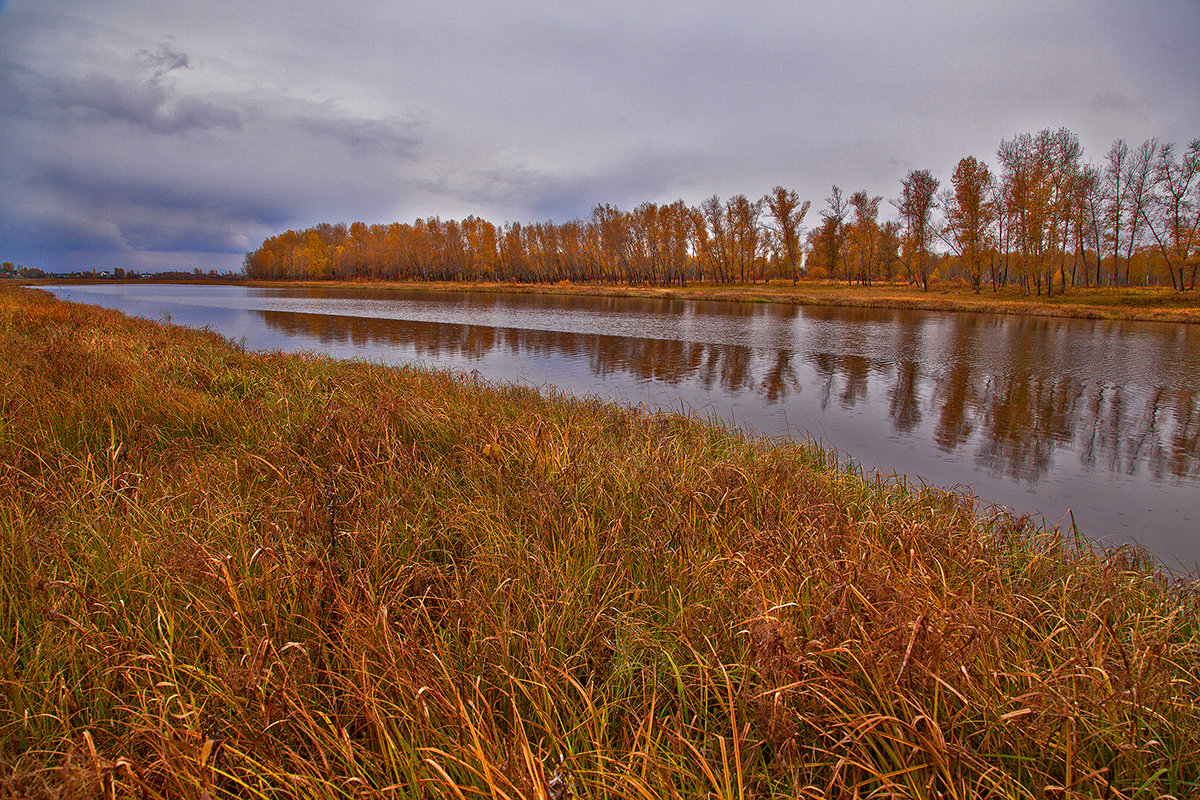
left=2, top=1, right=1198, bottom=272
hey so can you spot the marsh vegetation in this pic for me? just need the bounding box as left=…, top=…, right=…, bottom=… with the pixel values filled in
left=3, top=285, right=1199, bottom=798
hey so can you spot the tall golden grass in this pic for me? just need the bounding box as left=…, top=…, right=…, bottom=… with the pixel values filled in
left=2, top=285, right=1197, bottom=798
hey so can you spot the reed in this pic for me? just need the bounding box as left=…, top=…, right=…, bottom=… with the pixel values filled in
left=2, top=284, right=1197, bottom=798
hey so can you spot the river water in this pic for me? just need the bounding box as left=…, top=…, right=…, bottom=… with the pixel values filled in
left=42, top=283, right=1200, bottom=571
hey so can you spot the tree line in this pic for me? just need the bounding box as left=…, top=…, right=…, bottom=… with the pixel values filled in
left=244, top=130, right=1200, bottom=292
left=0, top=262, right=46, bottom=279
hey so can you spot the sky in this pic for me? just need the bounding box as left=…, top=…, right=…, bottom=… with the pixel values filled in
left=1, top=1, right=1198, bottom=273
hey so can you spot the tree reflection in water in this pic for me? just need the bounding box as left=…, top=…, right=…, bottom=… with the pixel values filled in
left=256, top=303, right=1199, bottom=487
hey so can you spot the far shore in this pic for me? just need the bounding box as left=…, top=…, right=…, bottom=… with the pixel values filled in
left=20, top=275, right=1200, bottom=323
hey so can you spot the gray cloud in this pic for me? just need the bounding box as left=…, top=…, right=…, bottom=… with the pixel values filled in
left=0, top=31, right=427, bottom=266
left=1, top=0, right=1198, bottom=271
left=423, top=145, right=710, bottom=223
left=292, top=114, right=422, bottom=159
left=1089, top=92, right=1145, bottom=115
left=55, top=72, right=244, bottom=134
left=0, top=58, right=243, bottom=134
left=138, top=44, right=189, bottom=79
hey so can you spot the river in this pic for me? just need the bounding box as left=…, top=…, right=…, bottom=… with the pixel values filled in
left=42, top=283, right=1200, bottom=571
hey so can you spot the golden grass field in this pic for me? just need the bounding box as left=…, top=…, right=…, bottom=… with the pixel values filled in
left=2, top=284, right=1198, bottom=798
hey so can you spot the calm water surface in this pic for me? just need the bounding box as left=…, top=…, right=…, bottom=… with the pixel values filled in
left=44, top=283, right=1200, bottom=570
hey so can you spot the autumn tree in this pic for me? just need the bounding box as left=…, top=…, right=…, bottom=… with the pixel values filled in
left=940, top=156, right=996, bottom=292
left=764, top=186, right=810, bottom=284
left=659, top=200, right=695, bottom=286
left=462, top=215, right=499, bottom=281
left=305, top=230, right=329, bottom=279
left=989, top=179, right=1012, bottom=289
left=726, top=194, right=764, bottom=283
left=895, top=169, right=940, bottom=290
left=813, top=186, right=848, bottom=281
left=997, top=131, right=1055, bottom=295
left=498, top=221, right=527, bottom=280
left=627, top=203, right=658, bottom=285
left=689, top=205, right=713, bottom=283
left=1144, top=138, right=1200, bottom=290
left=1047, top=128, right=1083, bottom=294
left=243, top=132, right=1195, bottom=291
left=701, top=195, right=732, bottom=283
left=878, top=220, right=902, bottom=283
left=846, top=190, right=882, bottom=286
left=618, top=201, right=692, bottom=286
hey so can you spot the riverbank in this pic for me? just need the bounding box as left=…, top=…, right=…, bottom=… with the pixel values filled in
left=20, top=275, right=1200, bottom=323
left=3, top=284, right=1199, bottom=797
left=242, top=278, right=1200, bottom=324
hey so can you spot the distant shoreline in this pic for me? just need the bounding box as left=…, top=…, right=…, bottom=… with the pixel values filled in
left=29, top=276, right=1198, bottom=324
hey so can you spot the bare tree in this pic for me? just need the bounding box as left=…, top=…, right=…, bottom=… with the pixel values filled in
left=1078, top=163, right=1106, bottom=286
left=1122, top=139, right=1157, bottom=286
left=1071, top=164, right=1102, bottom=287
left=1144, top=139, right=1200, bottom=290
left=1102, top=139, right=1129, bottom=286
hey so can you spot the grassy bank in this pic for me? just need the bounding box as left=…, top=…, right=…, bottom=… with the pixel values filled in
left=2, top=284, right=1198, bottom=798
left=240, top=279, right=1200, bottom=324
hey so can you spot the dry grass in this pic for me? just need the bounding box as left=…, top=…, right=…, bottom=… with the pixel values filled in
left=2, top=284, right=1198, bottom=798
